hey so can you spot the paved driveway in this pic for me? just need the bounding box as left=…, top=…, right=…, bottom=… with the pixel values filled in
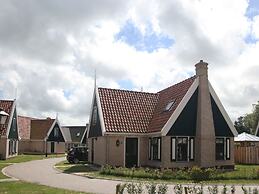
left=3, top=157, right=259, bottom=194
left=3, top=157, right=120, bottom=194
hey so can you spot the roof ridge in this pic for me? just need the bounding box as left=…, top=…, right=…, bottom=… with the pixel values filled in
left=98, top=87, right=158, bottom=95
left=0, top=99, right=15, bottom=102
left=158, top=75, right=196, bottom=93
left=18, top=115, right=38, bottom=119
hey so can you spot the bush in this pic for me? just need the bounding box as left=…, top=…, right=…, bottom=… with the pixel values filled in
left=189, top=166, right=216, bottom=182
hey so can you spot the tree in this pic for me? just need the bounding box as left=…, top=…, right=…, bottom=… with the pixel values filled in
left=234, top=101, right=259, bottom=135
left=234, top=116, right=251, bottom=134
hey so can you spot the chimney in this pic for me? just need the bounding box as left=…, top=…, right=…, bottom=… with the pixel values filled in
left=195, top=60, right=216, bottom=168
left=195, top=60, right=208, bottom=77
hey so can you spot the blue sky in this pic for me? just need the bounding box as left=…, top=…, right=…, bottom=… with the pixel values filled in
left=115, top=20, right=174, bottom=53
left=246, top=0, right=259, bottom=19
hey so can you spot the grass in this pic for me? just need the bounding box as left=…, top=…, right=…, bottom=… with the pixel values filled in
left=0, top=181, right=89, bottom=194
left=0, top=154, right=64, bottom=164
left=55, top=162, right=259, bottom=184
left=0, top=164, right=9, bottom=179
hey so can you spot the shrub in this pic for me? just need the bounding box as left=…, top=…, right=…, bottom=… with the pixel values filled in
left=126, top=182, right=143, bottom=194
left=189, top=166, right=216, bottom=182
left=100, top=164, right=113, bottom=175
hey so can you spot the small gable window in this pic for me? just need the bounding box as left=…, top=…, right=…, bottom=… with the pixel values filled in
left=149, top=137, right=161, bottom=161
left=92, top=106, right=97, bottom=126
left=76, top=132, right=80, bottom=137
left=164, top=100, right=175, bottom=111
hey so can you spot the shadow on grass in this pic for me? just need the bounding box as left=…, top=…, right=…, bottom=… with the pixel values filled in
left=63, top=163, right=99, bottom=174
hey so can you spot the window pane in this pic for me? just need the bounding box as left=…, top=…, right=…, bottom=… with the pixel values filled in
left=216, top=138, right=224, bottom=160
left=177, top=137, right=188, bottom=161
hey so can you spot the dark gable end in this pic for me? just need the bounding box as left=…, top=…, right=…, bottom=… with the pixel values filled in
left=166, top=88, right=198, bottom=136
left=47, top=123, right=65, bottom=142
left=8, top=107, right=19, bottom=140
left=210, top=94, right=234, bottom=137
left=88, top=96, right=102, bottom=138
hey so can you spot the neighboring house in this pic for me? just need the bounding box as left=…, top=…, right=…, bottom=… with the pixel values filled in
left=87, top=60, right=238, bottom=169
left=235, top=132, right=259, bottom=164
left=0, top=100, right=19, bottom=159
left=62, top=125, right=88, bottom=151
left=18, top=115, right=36, bottom=153
left=18, top=117, right=66, bottom=154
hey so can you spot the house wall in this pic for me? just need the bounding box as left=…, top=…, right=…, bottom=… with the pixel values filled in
left=52, top=142, right=65, bottom=153
left=0, top=137, right=7, bottom=159
left=139, top=137, right=148, bottom=167
left=215, top=137, right=235, bottom=167
left=106, top=136, right=124, bottom=166
left=88, top=136, right=107, bottom=166
left=19, top=140, right=65, bottom=154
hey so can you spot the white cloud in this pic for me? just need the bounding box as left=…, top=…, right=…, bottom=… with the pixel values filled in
left=0, top=0, right=259, bottom=125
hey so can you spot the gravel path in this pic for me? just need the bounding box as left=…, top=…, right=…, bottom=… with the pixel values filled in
left=3, top=157, right=259, bottom=194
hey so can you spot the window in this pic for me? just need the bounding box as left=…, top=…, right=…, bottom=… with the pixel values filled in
left=171, top=137, right=194, bottom=162
left=177, top=137, right=188, bottom=161
left=92, top=106, right=97, bottom=126
left=164, top=100, right=175, bottom=111
left=149, top=137, right=161, bottom=161
left=216, top=137, right=231, bottom=160
left=216, top=138, right=224, bottom=160
left=76, top=132, right=80, bottom=137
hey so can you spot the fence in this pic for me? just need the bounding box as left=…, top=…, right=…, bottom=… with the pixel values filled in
left=235, top=145, right=259, bottom=164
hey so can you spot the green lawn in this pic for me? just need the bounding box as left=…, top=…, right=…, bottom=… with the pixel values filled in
left=55, top=162, right=259, bottom=184
left=0, top=164, right=9, bottom=179
left=0, top=154, right=64, bottom=164
left=0, top=181, right=89, bottom=194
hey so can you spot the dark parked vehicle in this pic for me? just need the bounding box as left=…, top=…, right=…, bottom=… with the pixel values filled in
left=66, top=146, right=88, bottom=164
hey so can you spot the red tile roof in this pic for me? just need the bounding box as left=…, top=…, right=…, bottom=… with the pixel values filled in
left=148, top=76, right=196, bottom=132
left=99, top=88, right=158, bottom=133
left=98, top=76, right=196, bottom=133
left=30, top=118, right=55, bottom=140
left=18, top=116, right=37, bottom=140
left=0, top=100, right=15, bottom=137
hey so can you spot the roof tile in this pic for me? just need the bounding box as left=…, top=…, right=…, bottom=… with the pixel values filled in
left=0, top=100, right=14, bottom=137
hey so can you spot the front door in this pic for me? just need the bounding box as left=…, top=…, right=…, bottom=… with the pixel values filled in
left=50, top=142, right=55, bottom=153
left=125, top=138, right=138, bottom=168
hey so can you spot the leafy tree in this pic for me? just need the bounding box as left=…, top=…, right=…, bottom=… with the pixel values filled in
left=234, top=101, right=259, bottom=135
left=234, top=116, right=251, bottom=134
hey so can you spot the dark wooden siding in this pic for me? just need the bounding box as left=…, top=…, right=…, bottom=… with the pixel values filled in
left=47, top=123, right=65, bottom=142
left=167, top=88, right=198, bottom=136
left=8, top=108, right=19, bottom=140
left=210, top=95, right=234, bottom=137
left=88, top=96, right=103, bottom=138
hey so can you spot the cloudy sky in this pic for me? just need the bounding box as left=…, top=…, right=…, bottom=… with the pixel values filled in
left=0, top=0, right=259, bottom=126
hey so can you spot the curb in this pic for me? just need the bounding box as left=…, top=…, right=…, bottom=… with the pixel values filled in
left=1, top=164, right=19, bottom=181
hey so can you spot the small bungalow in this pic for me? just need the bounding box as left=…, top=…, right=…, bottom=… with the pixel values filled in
left=19, top=117, right=66, bottom=154
left=87, top=60, right=238, bottom=169
left=0, top=100, right=19, bottom=159
left=235, top=132, right=259, bottom=164
left=62, top=125, right=88, bottom=151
